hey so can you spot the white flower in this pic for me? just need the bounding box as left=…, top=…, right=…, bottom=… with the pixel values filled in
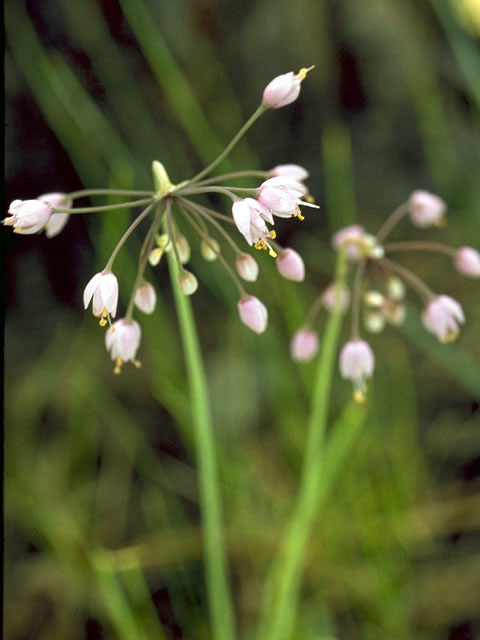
left=83, top=271, right=119, bottom=325
left=422, top=295, right=465, bottom=342
left=105, top=318, right=142, bottom=374
left=331, top=225, right=366, bottom=261
left=408, top=190, right=446, bottom=228
left=257, top=177, right=317, bottom=219
left=232, top=198, right=277, bottom=256
left=339, top=339, right=375, bottom=403
left=262, top=67, right=313, bottom=109
left=4, top=199, right=52, bottom=234
left=38, top=192, right=72, bottom=238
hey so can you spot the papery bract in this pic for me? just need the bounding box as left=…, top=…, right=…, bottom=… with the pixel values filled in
left=422, top=295, right=464, bottom=342
left=290, top=328, right=319, bottom=362
left=237, top=296, right=268, bottom=334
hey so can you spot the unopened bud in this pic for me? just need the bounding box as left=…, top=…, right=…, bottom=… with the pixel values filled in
left=235, top=253, right=259, bottom=282
left=148, top=248, right=164, bottom=266
left=155, top=233, right=171, bottom=250
left=201, top=238, right=220, bottom=261
left=364, top=291, right=385, bottom=308
left=176, top=235, right=191, bottom=264
left=178, top=270, right=198, bottom=295
left=387, top=277, right=405, bottom=301
left=364, top=311, right=386, bottom=334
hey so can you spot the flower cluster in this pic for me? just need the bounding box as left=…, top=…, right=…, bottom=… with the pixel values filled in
left=291, top=190, right=480, bottom=402
left=5, top=69, right=315, bottom=373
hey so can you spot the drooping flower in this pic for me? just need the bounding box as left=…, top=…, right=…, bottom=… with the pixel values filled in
left=235, top=253, right=259, bottom=282
left=276, top=248, right=305, bottom=281
left=262, top=67, right=313, bottom=109
left=201, top=238, right=220, bottom=261
left=105, top=318, right=142, bottom=374
left=408, top=190, right=446, bottom=228
left=270, top=164, right=309, bottom=182
left=454, top=246, right=480, bottom=278
left=339, top=339, right=375, bottom=403
left=178, top=270, right=198, bottom=295
left=331, top=225, right=366, bottom=261
left=321, top=283, right=351, bottom=312
left=232, top=198, right=276, bottom=256
left=4, top=199, right=52, bottom=234
left=257, top=177, right=317, bottom=219
left=134, top=281, right=157, bottom=314
left=237, top=295, right=268, bottom=334
left=83, top=271, right=119, bottom=325
left=290, top=328, right=319, bottom=362
left=38, top=192, right=72, bottom=238
left=422, top=295, right=465, bottom=342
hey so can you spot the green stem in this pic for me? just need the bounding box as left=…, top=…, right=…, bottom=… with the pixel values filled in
left=384, top=240, right=456, bottom=257
left=166, top=228, right=237, bottom=640
left=66, top=188, right=155, bottom=199
left=105, top=201, right=157, bottom=271
left=256, top=249, right=348, bottom=640
left=195, top=170, right=270, bottom=186
left=375, top=202, right=409, bottom=242
left=54, top=197, right=156, bottom=214
left=380, top=257, right=435, bottom=303
left=187, top=105, right=266, bottom=184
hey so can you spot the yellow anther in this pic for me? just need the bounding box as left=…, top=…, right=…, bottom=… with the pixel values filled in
left=297, top=212, right=305, bottom=221
left=298, top=67, right=308, bottom=80
left=108, top=326, right=115, bottom=333
left=441, top=330, right=458, bottom=343
left=255, top=240, right=267, bottom=251
left=305, top=194, right=315, bottom=204
left=134, top=360, right=142, bottom=369
left=353, top=389, right=366, bottom=404
left=113, top=366, right=121, bottom=375
left=269, top=230, right=277, bottom=239
left=99, top=317, right=107, bottom=327
left=269, top=249, right=278, bottom=258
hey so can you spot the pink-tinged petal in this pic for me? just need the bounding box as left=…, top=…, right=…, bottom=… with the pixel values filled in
left=276, top=248, right=305, bottom=282
left=339, top=339, right=375, bottom=403
left=45, top=213, right=70, bottom=238
left=105, top=319, right=142, bottom=373
left=290, top=329, right=319, bottom=362
left=270, top=164, right=309, bottom=181
left=99, top=272, right=119, bottom=317
left=134, top=282, right=157, bottom=314
left=235, top=253, right=259, bottom=282
left=237, top=296, right=268, bottom=334
left=321, top=284, right=351, bottom=312
left=232, top=201, right=254, bottom=245
left=408, top=190, right=446, bottom=228
left=83, top=273, right=103, bottom=309
left=454, top=247, right=480, bottom=278
left=422, top=295, right=465, bottom=342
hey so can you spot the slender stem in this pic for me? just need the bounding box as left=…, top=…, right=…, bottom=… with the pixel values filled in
left=178, top=197, right=243, bottom=254
left=187, top=105, right=266, bottom=184
left=256, top=250, right=348, bottom=640
left=54, top=197, right=156, bottom=214
left=195, top=170, right=270, bottom=186
left=178, top=204, right=246, bottom=296
left=350, top=260, right=366, bottom=339
left=384, top=240, right=456, bottom=257
left=165, top=225, right=237, bottom=640
left=66, top=188, right=155, bottom=199
left=105, top=201, right=157, bottom=271
left=125, top=204, right=165, bottom=321
left=177, top=185, right=246, bottom=199
left=380, top=257, right=435, bottom=302
left=375, top=202, right=409, bottom=243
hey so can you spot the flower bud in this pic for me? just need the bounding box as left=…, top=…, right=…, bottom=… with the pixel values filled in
left=339, top=339, right=375, bottom=403
left=408, top=190, right=446, bottom=228
left=422, top=295, right=464, bottom=342
left=235, top=253, right=259, bottom=282
left=178, top=270, right=198, bottom=296
left=201, top=238, right=220, bottom=261
left=155, top=233, right=172, bottom=250
left=134, top=281, right=157, bottom=314
left=364, top=311, right=385, bottom=334
left=454, top=246, right=480, bottom=278
left=321, top=284, right=350, bottom=313
left=386, top=277, right=405, bottom=301
left=38, top=192, right=72, bottom=238
left=270, top=164, right=309, bottom=182
left=148, top=248, right=164, bottom=266
left=176, top=235, right=191, bottom=264
left=276, top=248, right=305, bottom=282
left=364, top=291, right=385, bottom=308
left=331, top=225, right=365, bottom=261
left=237, top=296, right=268, bottom=334
left=262, top=67, right=313, bottom=109
left=290, top=328, right=319, bottom=362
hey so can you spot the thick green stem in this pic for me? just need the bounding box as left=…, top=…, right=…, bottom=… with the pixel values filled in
left=256, top=249, right=348, bottom=640
left=166, top=236, right=236, bottom=640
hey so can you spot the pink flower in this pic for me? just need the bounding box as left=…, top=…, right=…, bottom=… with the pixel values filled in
left=321, top=283, right=351, bottom=312
left=257, top=177, right=317, bottom=219
left=290, top=328, right=319, bottom=362
left=408, top=190, right=446, bottom=228
left=237, top=296, right=268, bottom=334
left=105, top=318, right=142, bottom=374
left=83, top=271, right=119, bottom=324
left=422, top=295, right=465, bottom=342
left=339, top=339, right=375, bottom=403
left=270, top=164, right=309, bottom=182
left=134, top=281, right=157, bottom=314
left=276, top=248, right=305, bottom=282
left=235, top=253, right=259, bottom=282
left=454, top=247, right=480, bottom=278
left=232, top=199, right=276, bottom=256
left=4, top=199, right=51, bottom=234
left=262, top=67, right=313, bottom=109
left=38, top=192, right=72, bottom=238
left=331, top=225, right=366, bottom=261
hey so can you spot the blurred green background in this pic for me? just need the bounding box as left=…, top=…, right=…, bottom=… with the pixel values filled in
left=4, top=0, right=480, bottom=639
